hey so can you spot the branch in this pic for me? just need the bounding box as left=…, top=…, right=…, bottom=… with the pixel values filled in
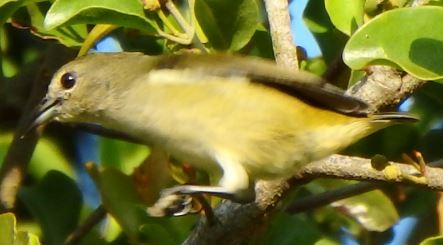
left=347, top=66, right=426, bottom=112
left=183, top=180, right=290, bottom=245
left=263, top=0, right=299, bottom=69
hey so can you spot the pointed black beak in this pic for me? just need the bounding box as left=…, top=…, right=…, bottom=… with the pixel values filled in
left=20, top=96, right=61, bottom=139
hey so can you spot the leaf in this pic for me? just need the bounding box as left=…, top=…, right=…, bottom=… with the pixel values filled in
left=247, top=26, right=274, bottom=59
left=5, top=2, right=87, bottom=47
left=331, top=189, right=399, bottom=232
left=87, top=165, right=147, bottom=240
left=263, top=212, right=338, bottom=245
left=44, top=0, right=159, bottom=33
left=0, top=0, right=26, bottom=25
left=18, top=171, right=82, bottom=245
left=99, top=137, right=148, bottom=174
left=325, top=0, right=365, bottom=35
left=194, top=0, right=259, bottom=51
left=0, top=212, right=41, bottom=245
left=420, top=236, right=443, bottom=245
left=344, top=6, right=443, bottom=80
left=0, top=212, right=16, bottom=245
left=87, top=165, right=193, bottom=243
left=303, top=0, right=348, bottom=64
left=0, top=133, right=74, bottom=180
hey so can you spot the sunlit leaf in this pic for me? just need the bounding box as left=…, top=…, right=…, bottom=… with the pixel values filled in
left=325, top=0, right=364, bottom=35
left=0, top=212, right=41, bottom=245
left=99, top=137, right=148, bottom=174
left=420, top=236, right=443, bottom=245
left=0, top=212, right=16, bottom=245
left=344, top=6, right=443, bottom=80
left=0, top=133, right=74, bottom=180
left=44, top=0, right=159, bottom=33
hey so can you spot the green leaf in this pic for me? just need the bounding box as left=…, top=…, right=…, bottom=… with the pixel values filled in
left=247, top=26, right=274, bottom=59
left=44, top=0, right=159, bottom=33
left=88, top=166, right=193, bottom=243
left=88, top=166, right=146, bottom=239
left=325, top=0, right=365, bottom=35
left=331, top=189, right=399, bottom=231
left=303, top=0, right=348, bottom=64
left=0, top=212, right=16, bottom=245
left=18, top=171, right=82, bottom=245
left=420, top=236, right=443, bottom=245
left=0, top=133, right=74, bottom=180
left=4, top=0, right=88, bottom=46
left=99, top=137, right=148, bottom=174
left=0, top=212, right=41, bottom=245
left=344, top=6, right=443, bottom=80
left=194, top=0, right=259, bottom=51
left=264, top=213, right=337, bottom=245
left=1, top=1, right=87, bottom=47
left=24, top=2, right=87, bottom=47
left=0, top=0, right=27, bottom=25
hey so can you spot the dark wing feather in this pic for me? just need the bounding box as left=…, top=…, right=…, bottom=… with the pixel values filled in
left=153, top=54, right=369, bottom=117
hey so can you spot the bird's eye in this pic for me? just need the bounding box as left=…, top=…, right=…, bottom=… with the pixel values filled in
left=60, top=72, right=76, bottom=89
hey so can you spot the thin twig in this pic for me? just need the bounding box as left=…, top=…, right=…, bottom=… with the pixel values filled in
left=64, top=205, right=107, bottom=245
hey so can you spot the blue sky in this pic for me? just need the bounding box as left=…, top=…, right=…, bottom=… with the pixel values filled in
left=289, top=0, right=321, bottom=57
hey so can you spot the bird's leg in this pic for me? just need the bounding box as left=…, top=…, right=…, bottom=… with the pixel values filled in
left=147, top=153, right=255, bottom=217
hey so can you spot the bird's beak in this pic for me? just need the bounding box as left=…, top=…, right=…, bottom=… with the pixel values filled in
left=21, top=96, right=61, bottom=138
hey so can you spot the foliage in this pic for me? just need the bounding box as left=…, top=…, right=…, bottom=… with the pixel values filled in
left=1, top=0, right=443, bottom=244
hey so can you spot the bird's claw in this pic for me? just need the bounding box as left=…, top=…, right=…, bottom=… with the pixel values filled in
left=147, top=193, right=200, bottom=217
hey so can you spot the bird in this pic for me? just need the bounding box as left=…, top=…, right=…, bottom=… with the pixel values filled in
left=27, top=52, right=417, bottom=208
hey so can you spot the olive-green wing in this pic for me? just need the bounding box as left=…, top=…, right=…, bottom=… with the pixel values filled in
left=152, top=54, right=369, bottom=117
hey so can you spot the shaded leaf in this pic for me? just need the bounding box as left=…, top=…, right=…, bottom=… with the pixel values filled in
left=344, top=6, right=443, bottom=80
left=19, top=171, right=81, bottom=245
left=304, top=0, right=348, bottom=64
left=88, top=165, right=193, bottom=243
left=0, top=0, right=27, bottom=25
left=332, top=189, right=399, bottom=232
left=264, top=212, right=339, bottom=245
left=88, top=166, right=146, bottom=239
left=194, top=0, right=259, bottom=51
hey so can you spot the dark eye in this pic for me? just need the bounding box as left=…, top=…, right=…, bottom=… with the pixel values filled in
left=60, top=72, right=76, bottom=89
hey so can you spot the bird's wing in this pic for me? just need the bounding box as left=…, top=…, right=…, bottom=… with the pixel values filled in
left=152, top=54, right=369, bottom=117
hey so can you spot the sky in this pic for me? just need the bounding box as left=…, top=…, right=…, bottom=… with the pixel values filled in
left=289, top=0, right=321, bottom=57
